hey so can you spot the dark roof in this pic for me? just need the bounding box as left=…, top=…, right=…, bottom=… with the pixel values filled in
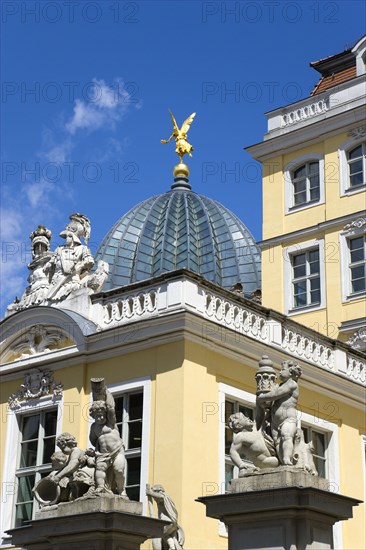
left=311, top=65, right=357, bottom=96
left=309, top=43, right=358, bottom=96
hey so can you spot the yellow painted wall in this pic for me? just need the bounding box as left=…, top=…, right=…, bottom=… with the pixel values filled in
left=1, top=338, right=365, bottom=549
left=261, top=130, right=366, bottom=338
left=262, top=133, right=366, bottom=241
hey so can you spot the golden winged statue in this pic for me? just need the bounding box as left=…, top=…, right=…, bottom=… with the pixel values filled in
left=161, top=111, right=196, bottom=163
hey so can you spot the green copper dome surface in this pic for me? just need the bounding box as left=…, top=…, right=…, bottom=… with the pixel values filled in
left=95, top=187, right=261, bottom=294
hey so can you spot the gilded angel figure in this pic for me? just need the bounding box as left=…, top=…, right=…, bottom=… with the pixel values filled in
left=161, top=111, right=196, bottom=162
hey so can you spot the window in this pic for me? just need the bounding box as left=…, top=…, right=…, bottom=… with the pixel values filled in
left=14, top=409, right=57, bottom=527
left=106, top=377, right=150, bottom=508
left=224, top=399, right=254, bottom=492
left=292, top=162, right=320, bottom=206
left=291, top=248, right=320, bottom=308
left=114, top=391, right=143, bottom=501
left=348, top=143, right=366, bottom=188
left=301, top=426, right=327, bottom=478
left=339, top=138, right=366, bottom=195
left=284, top=154, right=324, bottom=213
left=348, top=235, right=366, bottom=294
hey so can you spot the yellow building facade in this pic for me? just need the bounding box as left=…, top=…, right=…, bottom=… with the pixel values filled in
left=1, top=37, right=366, bottom=550
left=0, top=270, right=365, bottom=549
left=248, top=36, right=366, bottom=349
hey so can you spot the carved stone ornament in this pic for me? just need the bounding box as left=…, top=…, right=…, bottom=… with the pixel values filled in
left=1, top=324, right=71, bottom=363
left=348, top=126, right=366, bottom=139
left=6, top=213, right=109, bottom=315
left=146, top=483, right=185, bottom=549
left=228, top=356, right=318, bottom=477
left=343, top=217, right=366, bottom=231
left=8, top=368, right=63, bottom=409
left=347, top=328, right=366, bottom=352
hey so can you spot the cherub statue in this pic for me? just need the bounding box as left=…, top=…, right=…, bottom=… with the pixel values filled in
left=89, top=392, right=128, bottom=498
left=228, top=413, right=278, bottom=475
left=33, top=433, right=95, bottom=506
left=146, top=484, right=185, bottom=550
left=257, top=361, right=302, bottom=466
left=161, top=111, right=196, bottom=162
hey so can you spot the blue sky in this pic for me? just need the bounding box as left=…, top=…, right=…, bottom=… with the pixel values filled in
left=1, top=0, right=365, bottom=314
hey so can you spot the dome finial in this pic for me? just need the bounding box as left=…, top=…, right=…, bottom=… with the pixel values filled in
left=173, top=163, right=190, bottom=179
left=161, top=110, right=196, bottom=163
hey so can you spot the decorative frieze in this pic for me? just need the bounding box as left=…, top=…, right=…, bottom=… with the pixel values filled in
left=347, top=328, right=366, bottom=352
left=204, top=292, right=268, bottom=342
left=343, top=217, right=366, bottom=231
left=1, top=324, right=72, bottom=363
left=103, top=290, right=158, bottom=325
left=347, top=357, right=366, bottom=383
left=8, top=368, right=63, bottom=409
left=281, top=328, right=334, bottom=370
left=94, top=277, right=365, bottom=387
left=281, top=99, right=328, bottom=127
left=348, top=126, right=366, bottom=139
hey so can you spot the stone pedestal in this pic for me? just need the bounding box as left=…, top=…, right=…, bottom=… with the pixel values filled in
left=7, top=497, right=168, bottom=550
left=198, top=469, right=361, bottom=550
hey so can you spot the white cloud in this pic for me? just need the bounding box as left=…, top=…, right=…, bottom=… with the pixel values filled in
left=1, top=76, right=138, bottom=315
left=65, top=78, right=132, bottom=135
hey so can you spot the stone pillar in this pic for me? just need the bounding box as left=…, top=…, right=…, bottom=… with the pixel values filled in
left=7, top=497, right=168, bottom=550
left=198, top=469, right=361, bottom=550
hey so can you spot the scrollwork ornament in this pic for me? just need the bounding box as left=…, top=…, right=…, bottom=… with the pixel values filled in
left=8, top=368, right=63, bottom=409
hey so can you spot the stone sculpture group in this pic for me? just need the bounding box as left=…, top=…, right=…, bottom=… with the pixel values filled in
left=7, top=213, right=109, bottom=314
left=228, top=356, right=317, bottom=477
left=33, top=377, right=184, bottom=548
left=33, top=378, right=127, bottom=504
left=32, top=354, right=315, bottom=550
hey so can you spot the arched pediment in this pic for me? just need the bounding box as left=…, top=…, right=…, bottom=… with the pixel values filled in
left=0, top=306, right=97, bottom=363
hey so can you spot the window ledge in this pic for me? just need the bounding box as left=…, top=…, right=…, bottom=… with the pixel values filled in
left=344, top=291, right=366, bottom=303
left=342, top=184, right=366, bottom=196
left=286, top=199, right=323, bottom=215
left=288, top=303, right=325, bottom=316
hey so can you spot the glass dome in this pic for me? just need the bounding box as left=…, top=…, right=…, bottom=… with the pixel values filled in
left=95, top=181, right=261, bottom=295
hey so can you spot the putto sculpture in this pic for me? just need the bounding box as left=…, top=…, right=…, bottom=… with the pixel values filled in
left=33, top=377, right=128, bottom=509
left=6, top=213, right=109, bottom=314
left=228, top=355, right=317, bottom=477
left=33, top=433, right=95, bottom=506
left=147, top=484, right=185, bottom=550
left=89, top=378, right=128, bottom=497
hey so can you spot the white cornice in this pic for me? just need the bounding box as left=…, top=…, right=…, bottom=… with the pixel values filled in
left=1, top=310, right=365, bottom=413
left=259, top=211, right=366, bottom=248
left=246, top=103, right=365, bottom=161
left=1, top=272, right=364, bottom=391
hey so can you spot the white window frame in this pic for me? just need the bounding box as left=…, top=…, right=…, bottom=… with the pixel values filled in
left=284, top=239, right=326, bottom=315
left=0, top=394, right=63, bottom=546
left=284, top=153, right=324, bottom=214
left=92, top=377, right=151, bottom=512
left=339, top=223, right=366, bottom=302
left=339, top=137, right=366, bottom=196
left=218, top=383, right=341, bottom=547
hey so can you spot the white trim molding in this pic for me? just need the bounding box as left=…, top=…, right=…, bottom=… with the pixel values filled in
left=0, top=394, right=63, bottom=546
left=339, top=218, right=366, bottom=303
left=284, top=153, right=324, bottom=214
left=218, top=384, right=256, bottom=537
left=338, top=134, right=366, bottom=196
left=106, top=377, right=151, bottom=513
left=284, top=239, right=326, bottom=315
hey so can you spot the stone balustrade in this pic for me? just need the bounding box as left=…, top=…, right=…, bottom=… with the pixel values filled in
left=93, top=274, right=365, bottom=386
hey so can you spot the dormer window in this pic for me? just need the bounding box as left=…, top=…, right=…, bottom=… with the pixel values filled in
left=292, top=162, right=320, bottom=206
